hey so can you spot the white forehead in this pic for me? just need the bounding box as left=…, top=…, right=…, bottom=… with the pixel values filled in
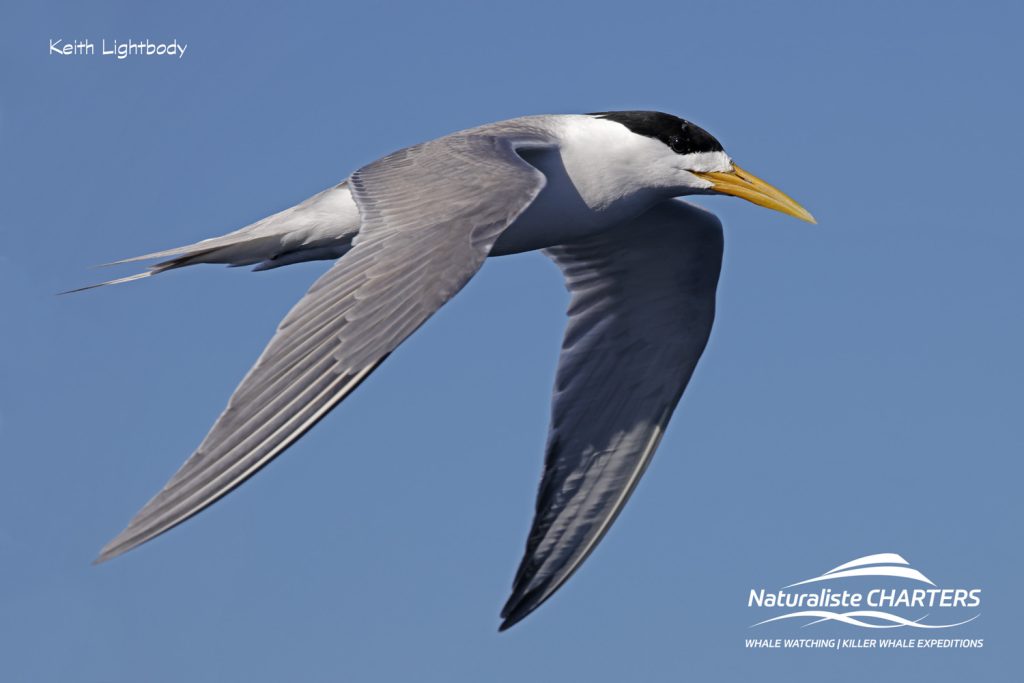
left=679, top=150, right=733, bottom=173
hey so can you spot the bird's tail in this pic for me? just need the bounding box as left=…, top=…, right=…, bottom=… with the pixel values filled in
left=61, top=270, right=156, bottom=294
left=58, top=235, right=282, bottom=294
left=61, top=182, right=360, bottom=294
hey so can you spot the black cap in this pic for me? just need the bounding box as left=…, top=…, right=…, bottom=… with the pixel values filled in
left=589, top=111, right=724, bottom=155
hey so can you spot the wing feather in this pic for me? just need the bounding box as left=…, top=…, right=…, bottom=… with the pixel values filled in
left=98, top=133, right=549, bottom=562
left=500, top=200, right=724, bottom=629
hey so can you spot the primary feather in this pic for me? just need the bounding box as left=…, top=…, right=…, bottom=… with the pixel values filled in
left=83, top=112, right=792, bottom=631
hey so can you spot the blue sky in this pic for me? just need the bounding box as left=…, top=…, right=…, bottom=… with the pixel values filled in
left=2, top=1, right=1021, bottom=680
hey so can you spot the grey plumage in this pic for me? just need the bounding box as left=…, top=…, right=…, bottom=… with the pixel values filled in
left=97, top=132, right=550, bottom=562
left=86, top=112, right=812, bottom=629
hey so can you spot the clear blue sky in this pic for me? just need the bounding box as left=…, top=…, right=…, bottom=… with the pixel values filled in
left=2, top=1, right=1021, bottom=681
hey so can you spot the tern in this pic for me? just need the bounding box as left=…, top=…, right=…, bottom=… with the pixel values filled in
left=82, top=111, right=815, bottom=630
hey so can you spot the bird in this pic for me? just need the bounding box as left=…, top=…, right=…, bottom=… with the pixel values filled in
left=79, top=111, right=815, bottom=630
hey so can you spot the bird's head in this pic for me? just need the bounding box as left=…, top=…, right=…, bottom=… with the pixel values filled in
left=590, top=111, right=816, bottom=223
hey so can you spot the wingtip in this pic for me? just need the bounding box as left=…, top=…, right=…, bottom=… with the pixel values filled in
left=498, top=591, right=537, bottom=632
left=93, top=525, right=145, bottom=565
left=497, top=611, right=527, bottom=632
left=497, top=610, right=518, bottom=632
left=93, top=539, right=127, bottom=565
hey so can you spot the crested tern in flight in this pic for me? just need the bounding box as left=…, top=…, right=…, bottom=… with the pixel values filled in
left=81, top=111, right=815, bottom=630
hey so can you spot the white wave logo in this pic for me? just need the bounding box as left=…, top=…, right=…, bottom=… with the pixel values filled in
left=785, top=552, right=933, bottom=588
left=748, top=553, right=981, bottom=630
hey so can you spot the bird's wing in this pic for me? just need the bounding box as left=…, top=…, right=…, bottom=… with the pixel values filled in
left=98, top=133, right=550, bottom=562
left=500, top=200, right=724, bottom=630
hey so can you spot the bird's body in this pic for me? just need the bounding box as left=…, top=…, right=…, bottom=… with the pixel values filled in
left=82, top=112, right=813, bottom=630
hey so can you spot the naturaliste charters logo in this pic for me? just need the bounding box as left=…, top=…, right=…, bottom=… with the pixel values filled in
left=745, top=553, right=983, bottom=650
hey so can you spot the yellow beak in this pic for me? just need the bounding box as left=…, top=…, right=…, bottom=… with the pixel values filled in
left=693, top=164, right=816, bottom=224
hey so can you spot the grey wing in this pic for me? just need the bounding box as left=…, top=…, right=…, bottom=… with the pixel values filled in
left=500, top=200, right=724, bottom=630
left=98, top=133, right=549, bottom=562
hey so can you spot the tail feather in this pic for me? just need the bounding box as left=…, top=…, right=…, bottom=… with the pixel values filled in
left=100, top=242, right=224, bottom=267
left=61, top=245, right=233, bottom=294
left=59, top=271, right=155, bottom=295
left=64, top=180, right=361, bottom=293
left=98, top=232, right=285, bottom=268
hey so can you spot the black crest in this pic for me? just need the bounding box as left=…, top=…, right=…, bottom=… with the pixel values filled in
left=589, top=111, right=724, bottom=155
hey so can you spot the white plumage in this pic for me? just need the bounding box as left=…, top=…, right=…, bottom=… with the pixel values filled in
left=81, top=112, right=814, bottom=630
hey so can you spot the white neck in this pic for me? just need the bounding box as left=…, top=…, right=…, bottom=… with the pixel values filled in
left=551, top=115, right=730, bottom=212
